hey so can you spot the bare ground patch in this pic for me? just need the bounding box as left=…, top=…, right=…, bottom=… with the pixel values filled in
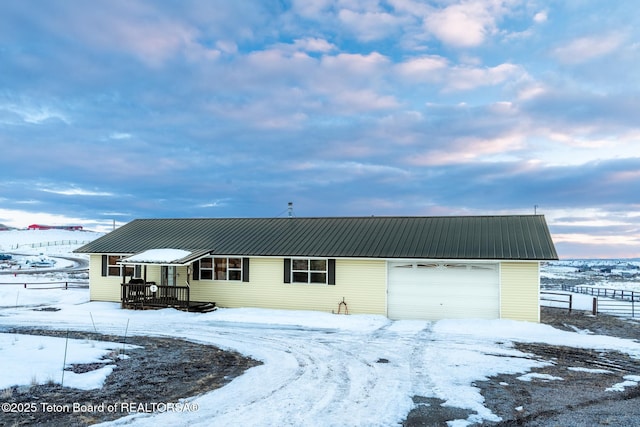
left=0, top=328, right=261, bottom=426
left=404, top=308, right=640, bottom=426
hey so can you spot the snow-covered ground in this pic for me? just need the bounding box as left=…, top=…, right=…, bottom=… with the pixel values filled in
left=0, top=229, right=103, bottom=275
left=0, top=229, right=103, bottom=255
left=0, top=332, right=137, bottom=391
left=2, top=230, right=640, bottom=426
left=542, top=259, right=640, bottom=290
left=541, top=259, right=640, bottom=316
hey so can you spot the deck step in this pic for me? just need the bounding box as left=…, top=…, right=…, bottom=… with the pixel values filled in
left=121, top=300, right=216, bottom=313
left=189, top=302, right=218, bottom=313
left=192, top=302, right=217, bottom=313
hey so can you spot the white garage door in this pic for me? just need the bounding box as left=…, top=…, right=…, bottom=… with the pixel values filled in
left=388, top=262, right=499, bottom=320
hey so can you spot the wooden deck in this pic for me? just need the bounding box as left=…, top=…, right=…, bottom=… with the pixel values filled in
left=121, top=282, right=216, bottom=313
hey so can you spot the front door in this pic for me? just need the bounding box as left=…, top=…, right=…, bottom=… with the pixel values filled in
left=162, top=266, right=177, bottom=286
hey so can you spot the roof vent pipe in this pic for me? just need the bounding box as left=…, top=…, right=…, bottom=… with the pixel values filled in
left=288, top=202, right=293, bottom=218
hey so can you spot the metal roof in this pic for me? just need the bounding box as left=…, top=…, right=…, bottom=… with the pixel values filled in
left=75, top=215, right=558, bottom=260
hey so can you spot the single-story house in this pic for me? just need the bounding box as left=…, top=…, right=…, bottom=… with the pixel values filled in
left=74, top=215, right=558, bottom=322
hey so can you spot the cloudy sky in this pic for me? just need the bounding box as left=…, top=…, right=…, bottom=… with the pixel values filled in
left=1, top=1, right=639, bottom=259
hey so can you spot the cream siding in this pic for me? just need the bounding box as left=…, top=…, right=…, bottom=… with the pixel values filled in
left=132, top=265, right=189, bottom=287
left=500, top=262, right=540, bottom=322
left=88, top=253, right=540, bottom=322
left=88, top=254, right=123, bottom=302
left=190, top=258, right=387, bottom=315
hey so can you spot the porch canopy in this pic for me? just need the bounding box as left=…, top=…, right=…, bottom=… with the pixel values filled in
left=118, top=248, right=213, bottom=284
left=118, top=248, right=215, bottom=311
left=119, top=248, right=212, bottom=266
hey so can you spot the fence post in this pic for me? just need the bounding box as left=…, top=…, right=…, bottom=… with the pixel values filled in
left=592, top=297, right=597, bottom=316
left=569, top=294, right=572, bottom=313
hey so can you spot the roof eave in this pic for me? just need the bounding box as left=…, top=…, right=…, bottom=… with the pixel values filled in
left=118, top=248, right=213, bottom=266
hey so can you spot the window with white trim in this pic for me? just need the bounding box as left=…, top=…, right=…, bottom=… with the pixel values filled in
left=292, top=258, right=327, bottom=284
left=199, top=257, right=214, bottom=280
left=198, top=257, right=243, bottom=281
left=107, top=255, right=133, bottom=277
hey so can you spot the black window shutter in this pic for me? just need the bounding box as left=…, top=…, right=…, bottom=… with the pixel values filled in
left=101, top=255, right=108, bottom=276
left=328, top=259, right=336, bottom=285
left=192, top=260, right=200, bottom=280
left=242, top=258, right=250, bottom=282
left=284, top=258, right=291, bottom=283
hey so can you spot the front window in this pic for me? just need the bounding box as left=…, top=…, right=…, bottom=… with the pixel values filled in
left=199, top=257, right=242, bottom=281
left=108, top=255, right=133, bottom=277
left=200, top=257, right=214, bottom=280
left=292, top=258, right=327, bottom=284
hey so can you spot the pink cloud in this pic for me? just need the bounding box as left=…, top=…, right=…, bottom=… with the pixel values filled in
left=423, top=1, right=507, bottom=48
left=321, top=52, right=390, bottom=76
left=553, top=33, right=625, bottom=65
left=44, top=2, right=217, bottom=67
left=331, top=89, right=399, bottom=112
left=407, top=133, right=525, bottom=166
left=446, top=63, right=524, bottom=91
left=338, top=9, right=407, bottom=41
left=395, top=55, right=448, bottom=82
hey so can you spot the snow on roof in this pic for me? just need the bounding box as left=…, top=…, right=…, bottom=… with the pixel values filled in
left=122, top=248, right=192, bottom=264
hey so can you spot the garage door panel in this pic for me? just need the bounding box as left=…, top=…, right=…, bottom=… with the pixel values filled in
left=388, top=262, right=499, bottom=320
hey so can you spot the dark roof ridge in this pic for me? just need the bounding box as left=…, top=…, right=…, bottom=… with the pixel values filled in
left=76, top=215, right=558, bottom=260
left=130, top=214, right=545, bottom=220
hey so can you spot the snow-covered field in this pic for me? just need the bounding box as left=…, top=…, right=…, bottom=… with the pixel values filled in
left=0, top=332, right=137, bottom=391
left=541, top=259, right=640, bottom=316
left=2, top=230, right=640, bottom=426
left=0, top=229, right=103, bottom=277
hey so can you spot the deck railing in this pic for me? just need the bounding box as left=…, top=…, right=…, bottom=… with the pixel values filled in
left=121, top=283, right=190, bottom=310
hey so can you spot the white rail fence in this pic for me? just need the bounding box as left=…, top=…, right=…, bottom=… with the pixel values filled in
left=558, top=285, right=640, bottom=317
left=9, top=240, right=92, bottom=250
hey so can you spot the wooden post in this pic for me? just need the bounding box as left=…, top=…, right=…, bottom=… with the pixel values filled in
left=592, top=297, right=597, bottom=316
left=569, top=294, right=572, bottom=313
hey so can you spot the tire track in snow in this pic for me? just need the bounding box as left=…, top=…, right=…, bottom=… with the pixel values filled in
left=0, top=310, right=422, bottom=426
left=409, top=324, right=436, bottom=395
left=211, top=329, right=358, bottom=426
left=135, top=323, right=415, bottom=427
left=122, top=324, right=358, bottom=427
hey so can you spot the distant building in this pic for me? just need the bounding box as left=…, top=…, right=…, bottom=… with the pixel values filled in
left=28, top=224, right=83, bottom=231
